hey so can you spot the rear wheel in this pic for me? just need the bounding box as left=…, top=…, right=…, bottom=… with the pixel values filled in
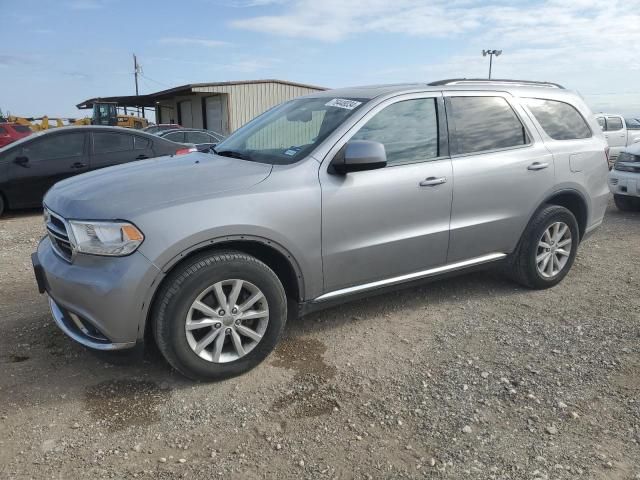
left=614, top=194, right=639, bottom=212
left=508, top=205, right=579, bottom=289
left=152, top=250, right=287, bottom=381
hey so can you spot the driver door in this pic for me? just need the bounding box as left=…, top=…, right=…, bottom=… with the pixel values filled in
left=319, top=93, right=453, bottom=293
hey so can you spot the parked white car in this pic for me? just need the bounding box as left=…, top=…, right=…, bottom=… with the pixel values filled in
left=608, top=142, right=640, bottom=211
left=595, top=114, right=640, bottom=165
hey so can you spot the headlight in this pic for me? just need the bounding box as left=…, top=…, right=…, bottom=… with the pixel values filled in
left=67, top=220, right=144, bottom=256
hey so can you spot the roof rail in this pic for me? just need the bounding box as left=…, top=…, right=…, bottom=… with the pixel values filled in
left=428, top=78, right=565, bottom=89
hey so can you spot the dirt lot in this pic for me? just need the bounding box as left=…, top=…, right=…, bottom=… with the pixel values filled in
left=0, top=200, right=639, bottom=480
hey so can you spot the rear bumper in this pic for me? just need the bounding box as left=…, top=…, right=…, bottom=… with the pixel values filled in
left=33, top=237, right=161, bottom=350
left=608, top=169, right=640, bottom=198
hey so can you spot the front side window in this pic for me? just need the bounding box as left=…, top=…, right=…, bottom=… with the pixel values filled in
left=524, top=98, right=591, bottom=140
left=13, top=125, right=32, bottom=133
left=93, top=132, right=133, bottom=154
left=606, top=117, right=623, bottom=131
left=447, top=96, right=529, bottom=155
left=215, top=97, right=366, bottom=164
left=23, top=133, right=84, bottom=161
left=350, top=98, right=439, bottom=165
left=596, top=117, right=606, bottom=130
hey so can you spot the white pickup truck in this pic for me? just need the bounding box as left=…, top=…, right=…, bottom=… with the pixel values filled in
left=595, top=114, right=640, bottom=164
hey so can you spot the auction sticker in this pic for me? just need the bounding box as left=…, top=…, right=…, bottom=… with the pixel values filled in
left=325, top=98, right=362, bottom=110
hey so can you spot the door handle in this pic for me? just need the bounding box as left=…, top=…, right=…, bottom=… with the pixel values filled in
left=136, top=154, right=149, bottom=160
left=14, top=156, right=30, bottom=168
left=419, top=176, right=447, bottom=187
left=527, top=162, right=549, bottom=171
left=70, top=162, right=87, bottom=169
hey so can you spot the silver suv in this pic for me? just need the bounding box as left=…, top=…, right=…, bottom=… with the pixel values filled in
left=32, top=79, right=610, bottom=380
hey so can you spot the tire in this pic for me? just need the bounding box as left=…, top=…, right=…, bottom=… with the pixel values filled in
left=0, top=194, right=5, bottom=217
left=614, top=194, right=638, bottom=212
left=508, top=205, right=579, bottom=289
left=152, top=250, right=287, bottom=381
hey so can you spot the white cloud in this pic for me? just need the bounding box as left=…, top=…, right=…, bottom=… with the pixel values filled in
left=229, top=0, right=640, bottom=113
left=158, top=37, right=231, bottom=48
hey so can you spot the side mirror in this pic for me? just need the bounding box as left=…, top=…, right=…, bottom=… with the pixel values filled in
left=14, top=156, right=30, bottom=168
left=331, top=140, right=387, bottom=174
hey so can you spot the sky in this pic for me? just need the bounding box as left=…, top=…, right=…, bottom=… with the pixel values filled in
left=2, top=0, right=640, bottom=120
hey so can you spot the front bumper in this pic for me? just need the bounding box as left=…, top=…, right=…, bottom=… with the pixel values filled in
left=33, top=237, right=161, bottom=351
left=608, top=169, right=640, bottom=198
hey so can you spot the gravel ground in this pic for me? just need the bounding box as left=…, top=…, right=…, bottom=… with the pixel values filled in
left=0, top=199, right=639, bottom=480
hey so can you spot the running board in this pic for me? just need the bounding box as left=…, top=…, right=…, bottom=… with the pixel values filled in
left=313, top=253, right=507, bottom=302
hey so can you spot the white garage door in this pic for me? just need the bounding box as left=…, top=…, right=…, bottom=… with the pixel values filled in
left=206, top=96, right=223, bottom=135
left=179, top=100, right=193, bottom=128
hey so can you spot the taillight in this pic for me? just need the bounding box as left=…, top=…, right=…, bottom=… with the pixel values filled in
left=604, top=147, right=611, bottom=169
left=175, top=147, right=197, bottom=155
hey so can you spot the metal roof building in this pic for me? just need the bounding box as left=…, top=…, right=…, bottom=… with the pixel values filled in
left=77, top=79, right=326, bottom=136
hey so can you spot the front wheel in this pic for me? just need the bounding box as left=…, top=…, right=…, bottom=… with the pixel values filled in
left=152, top=250, right=287, bottom=381
left=508, top=205, right=579, bottom=289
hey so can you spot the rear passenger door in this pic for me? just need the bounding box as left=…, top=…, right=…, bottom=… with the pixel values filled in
left=90, top=131, right=146, bottom=170
left=320, top=93, right=453, bottom=292
left=444, top=92, right=554, bottom=263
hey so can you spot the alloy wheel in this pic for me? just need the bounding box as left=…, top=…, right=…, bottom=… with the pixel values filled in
left=185, top=279, right=269, bottom=363
left=536, top=221, right=572, bottom=279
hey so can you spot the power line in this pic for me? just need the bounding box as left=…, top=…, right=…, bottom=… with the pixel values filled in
left=139, top=74, right=172, bottom=89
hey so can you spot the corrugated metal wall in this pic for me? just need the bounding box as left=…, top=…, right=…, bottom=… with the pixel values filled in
left=193, top=82, right=322, bottom=132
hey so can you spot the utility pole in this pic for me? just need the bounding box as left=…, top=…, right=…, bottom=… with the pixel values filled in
left=482, top=49, right=502, bottom=79
left=133, top=54, right=144, bottom=118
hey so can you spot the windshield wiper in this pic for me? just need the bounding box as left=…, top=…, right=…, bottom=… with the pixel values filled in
left=213, top=148, right=252, bottom=161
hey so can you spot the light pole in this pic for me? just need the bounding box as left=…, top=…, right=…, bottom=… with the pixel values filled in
left=482, top=49, right=502, bottom=79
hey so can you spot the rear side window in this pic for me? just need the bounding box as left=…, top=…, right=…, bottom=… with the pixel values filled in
left=186, top=131, right=214, bottom=144
left=94, top=132, right=133, bottom=153
left=606, top=117, right=623, bottom=131
left=447, top=96, right=529, bottom=155
left=164, top=131, right=185, bottom=143
left=351, top=98, right=439, bottom=165
left=524, top=98, right=591, bottom=140
left=0, top=127, right=6, bottom=134
left=134, top=136, right=151, bottom=150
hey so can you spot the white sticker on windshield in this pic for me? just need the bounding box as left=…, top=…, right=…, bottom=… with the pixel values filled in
left=325, top=98, right=362, bottom=110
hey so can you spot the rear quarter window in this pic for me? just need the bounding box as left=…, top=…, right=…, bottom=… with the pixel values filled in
left=524, top=98, right=591, bottom=140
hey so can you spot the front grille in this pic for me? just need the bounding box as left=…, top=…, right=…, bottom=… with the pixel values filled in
left=44, top=208, right=73, bottom=261
left=610, top=178, right=619, bottom=186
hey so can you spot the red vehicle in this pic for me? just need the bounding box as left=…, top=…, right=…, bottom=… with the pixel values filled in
left=0, top=123, right=32, bottom=148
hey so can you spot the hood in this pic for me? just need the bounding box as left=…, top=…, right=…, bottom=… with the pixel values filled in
left=623, top=142, right=640, bottom=155
left=44, top=152, right=273, bottom=219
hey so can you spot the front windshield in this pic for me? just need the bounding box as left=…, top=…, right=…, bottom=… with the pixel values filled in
left=214, top=96, right=367, bottom=164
